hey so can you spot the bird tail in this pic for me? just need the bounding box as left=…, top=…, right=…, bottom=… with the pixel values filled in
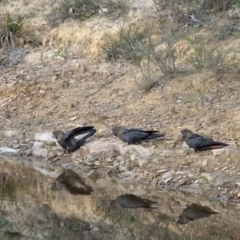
left=146, top=133, right=165, bottom=140
left=200, top=142, right=229, bottom=150
left=206, top=142, right=229, bottom=149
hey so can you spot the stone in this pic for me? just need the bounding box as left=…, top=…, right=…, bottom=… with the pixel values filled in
left=84, top=154, right=97, bottom=163
left=118, top=165, right=129, bottom=172
left=119, top=145, right=152, bottom=159
left=72, top=146, right=89, bottom=159
left=235, top=181, right=240, bottom=187
left=201, top=159, right=208, bottom=167
left=0, top=147, right=19, bottom=155
left=200, top=173, right=214, bottom=184
left=34, top=132, right=56, bottom=146
left=2, top=129, right=19, bottom=137
left=176, top=178, right=187, bottom=187
left=138, top=159, right=149, bottom=167
left=130, top=154, right=136, bottom=161
left=159, top=172, right=172, bottom=184
left=157, top=169, right=168, bottom=173
left=88, top=170, right=100, bottom=182
left=85, top=140, right=118, bottom=153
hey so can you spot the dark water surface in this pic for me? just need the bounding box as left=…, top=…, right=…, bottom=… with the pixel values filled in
left=0, top=156, right=239, bottom=240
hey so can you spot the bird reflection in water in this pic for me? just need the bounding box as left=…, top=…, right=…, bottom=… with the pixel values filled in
left=177, top=203, right=220, bottom=224
left=50, top=169, right=93, bottom=195
left=108, top=194, right=158, bottom=210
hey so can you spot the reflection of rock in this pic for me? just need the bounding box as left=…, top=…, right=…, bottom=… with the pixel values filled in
left=177, top=203, right=220, bottom=224
left=51, top=169, right=93, bottom=195
left=0, top=147, right=19, bottom=156
left=3, top=231, right=24, bottom=239
left=32, top=142, right=48, bottom=158
left=109, top=194, right=157, bottom=209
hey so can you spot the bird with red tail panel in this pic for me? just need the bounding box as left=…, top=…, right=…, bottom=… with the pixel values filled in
left=177, top=129, right=228, bottom=152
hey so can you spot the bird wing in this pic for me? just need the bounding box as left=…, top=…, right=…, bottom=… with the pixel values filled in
left=124, top=128, right=159, bottom=134
left=123, top=129, right=149, bottom=141
left=187, top=134, right=215, bottom=148
left=63, top=126, right=94, bottom=141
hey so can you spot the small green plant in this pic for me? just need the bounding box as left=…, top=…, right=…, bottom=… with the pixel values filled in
left=149, top=38, right=179, bottom=78
left=185, top=36, right=205, bottom=75
left=137, top=61, right=158, bottom=92
left=0, top=12, right=39, bottom=48
left=102, top=24, right=147, bottom=65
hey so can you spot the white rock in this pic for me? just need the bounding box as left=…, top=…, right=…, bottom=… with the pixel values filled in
left=182, top=141, right=190, bottom=149
left=32, top=141, right=45, bottom=149
left=34, top=132, right=56, bottom=146
left=119, top=145, right=152, bottom=159
left=202, top=159, right=208, bottom=167
left=2, top=130, right=19, bottom=137
left=85, top=140, right=118, bottom=153
left=159, top=172, right=173, bottom=184
left=0, top=147, right=19, bottom=154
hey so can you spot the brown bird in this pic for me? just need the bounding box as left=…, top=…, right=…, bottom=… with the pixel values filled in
left=112, top=126, right=165, bottom=144
left=52, top=126, right=96, bottom=153
left=178, top=129, right=228, bottom=152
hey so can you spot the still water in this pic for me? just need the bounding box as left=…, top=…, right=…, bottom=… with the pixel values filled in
left=0, top=156, right=239, bottom=240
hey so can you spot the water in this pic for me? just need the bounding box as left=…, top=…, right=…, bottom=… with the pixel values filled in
left=0, top=156, right=239, bottom=240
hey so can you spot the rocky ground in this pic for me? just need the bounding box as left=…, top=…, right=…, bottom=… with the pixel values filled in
left=1, top=0, right=240, bottom=203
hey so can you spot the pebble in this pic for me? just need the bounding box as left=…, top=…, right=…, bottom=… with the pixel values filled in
left=201, top=159, right=208, bottom=167
left=200, top=173, right=214, bottom=184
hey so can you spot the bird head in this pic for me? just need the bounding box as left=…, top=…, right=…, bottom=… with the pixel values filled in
left=173, top=128, right=193, bottom=147
left=179, top=129, right=193, bottom=140
left=111, top=126, right=122, bottom=137
left=52, top=130, right=64, bottom=141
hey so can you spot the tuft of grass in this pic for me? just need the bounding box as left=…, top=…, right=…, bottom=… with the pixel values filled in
left=105, top=0, right=129, bottom=18
left=0, top=12, right=39, bottom=48
left=102, top=24, right=147, bottom=65
left=55, top=0, right=98, bottom=20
